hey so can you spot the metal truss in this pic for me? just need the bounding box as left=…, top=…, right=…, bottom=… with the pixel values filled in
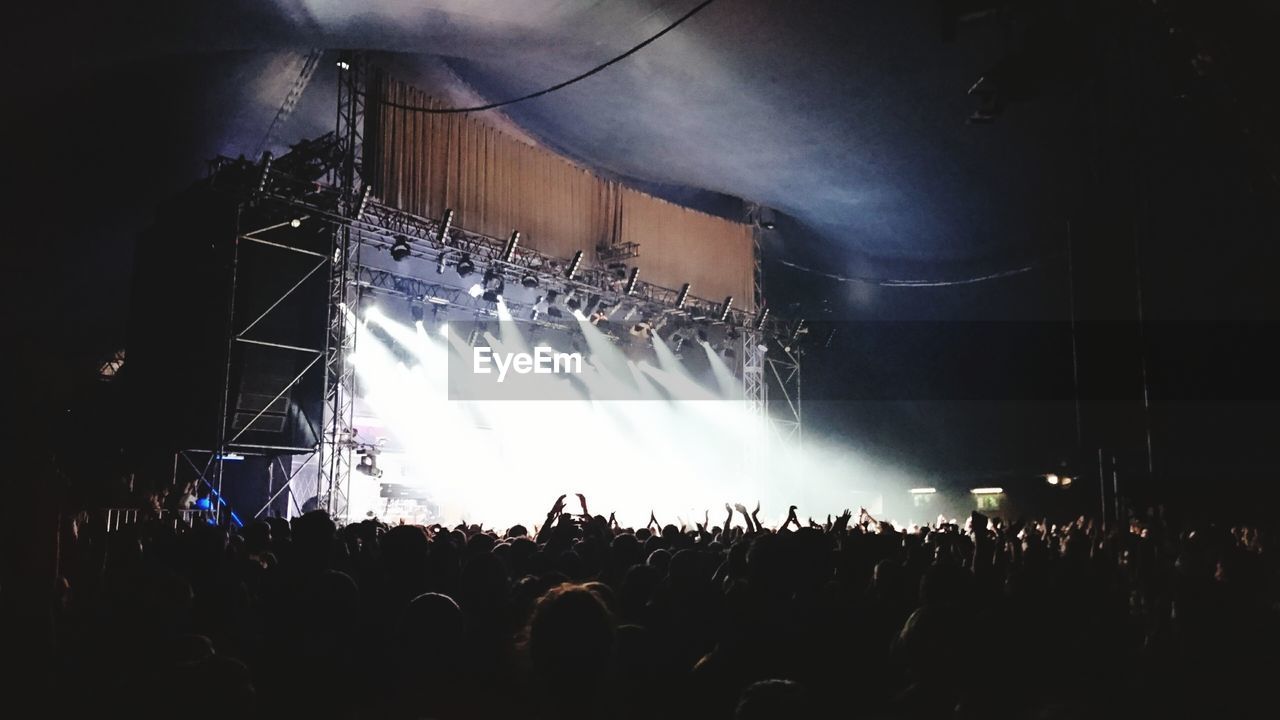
left=199, top=53, right=812, bottom=523
left=765, top=340, right=802, bottom=447
left=256, top=49, right=325, bottom=158
left=252, top=451, right=316, bottom=519
left=317, top=52, right=366, bottom=521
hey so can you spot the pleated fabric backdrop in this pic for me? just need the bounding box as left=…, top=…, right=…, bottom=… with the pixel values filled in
left=364, top=76, right=755, bottom=309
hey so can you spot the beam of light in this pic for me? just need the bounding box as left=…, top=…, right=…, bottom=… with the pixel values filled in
left=575, top=312, right=633, bottom=386
left=703, top=341, right=743, bottom=400
left=338, top=304, right=924, bottom=531
left=651, top=332, right=689, bottom=378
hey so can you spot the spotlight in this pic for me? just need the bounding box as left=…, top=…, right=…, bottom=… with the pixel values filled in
left=675, top=283, right=691, bottom=309
left=502, top=230, right=521, bottom=262
left=410, top=303, right=425, bottom=324
left=1060, top=476, right=1073, bottom=487
left=355, top=185, right=372, bottom=220
left=722, top=346, right=736, bottom=359
left=482, top=268, right=504, bottom=302
left=456, top=254, right=475, bottom=278
left=355, top=452, right=382, bottom=478
left=565, top=291, right=581, bottom=311
left=671, top=334, right=685, bottom=353
left=521, top=274, right=539, bottom=288
left=1045, top=473, right=1060, bottom=486
left=336, top=59, right=351, bottom=71
left=468, top=284, right=484, bottom=298
left=390, top=235, right=411, bottom=261
left=909, top=488, right=937, bottom=495
left=566, top=250, right=584, bottom=280
left=256, top=151, right=273, bottom=193
left=753, top=307, right=770, bottom=331
left=436, top=252, right=447, bottom=274
left=624, top=267, right=640, bottom=295
left=589, top=309, right=608, bottom=325
left=726, top=326, right=740, bottom=341
left=289, top=218, right=303, bottom=228
left=437, top=209, right=454, bottom=245
left=718, top=296, right=734, bottom=323
left=790, top=319, right=807, bottom=343
left=426, top=296, right=449, bottom=306
left=970, top=487, right=1003, bottom=495
left=697, top=329, right=709, bottom=343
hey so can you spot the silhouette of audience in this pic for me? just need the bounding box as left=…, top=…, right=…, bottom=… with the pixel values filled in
left=49, top=495, right=1276, bottom=719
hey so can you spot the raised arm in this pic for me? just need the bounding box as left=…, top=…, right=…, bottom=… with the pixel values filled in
left=536, top=494, right=568, bottom=543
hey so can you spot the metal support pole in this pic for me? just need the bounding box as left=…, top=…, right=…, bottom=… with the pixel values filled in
left=1097, top=447, right=1108, bottom=528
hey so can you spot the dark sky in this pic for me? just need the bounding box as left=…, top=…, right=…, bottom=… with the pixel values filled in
left=12, top=1, right=1279, bottom=502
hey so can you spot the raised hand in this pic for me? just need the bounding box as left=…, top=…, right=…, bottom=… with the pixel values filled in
left=549, top=494, right=567, bottom=517
left=576, top=492, right=589, bottom=516
left=734, top=503, right=748, bottom=514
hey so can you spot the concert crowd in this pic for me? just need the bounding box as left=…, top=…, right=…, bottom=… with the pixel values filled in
left=50, top=496, right=1276, bottom=719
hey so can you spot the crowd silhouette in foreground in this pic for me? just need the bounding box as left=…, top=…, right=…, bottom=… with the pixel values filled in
left=53, top=494, right=1276, bottom=719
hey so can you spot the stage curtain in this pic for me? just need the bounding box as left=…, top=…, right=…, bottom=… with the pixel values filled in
left=366, top=76, right=755, bottom=309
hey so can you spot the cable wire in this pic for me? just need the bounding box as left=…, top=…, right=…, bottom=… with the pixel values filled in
left=773, top=256, right=1055, bottom=287
left=368, top=0, right=719, bottom=114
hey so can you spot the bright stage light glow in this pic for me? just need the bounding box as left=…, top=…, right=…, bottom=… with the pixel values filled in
left=970, top=487, right=1004, bottom=495
left=909, top=487, right=937, bottom=494
left=343, top=310, right=918, bottom=529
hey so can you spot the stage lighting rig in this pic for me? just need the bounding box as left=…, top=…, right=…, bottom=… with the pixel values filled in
left=436, top=252, right=447, bottom=274
left=545, top=289, right=563, bottom=318
left=437, top=209, right=454, bottom=245
left=482, top=268, right=505, bottom=302
left=784, top=320, right=808, bottom=352
left=675, top=283, right=691, bottom=309
left=355, top=442, right=384, bottom=478
left=355, top=185, right=372, bottom=220
left=521, top=273, right=539, bottom=288
left=624, top=267, right=641, bottom=295
left=502, top=230, right=521, bottom=262
left=753, top=307, right=770, bottom=331
left=456, top=254, right=476, bottom=278
left=256, top=151, right=273, bottom=193
left=718, top=296, right=734, bottom=323
left=390, top=234, right=412, bottom=261
left=566, top=250, right=584, bottom=280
